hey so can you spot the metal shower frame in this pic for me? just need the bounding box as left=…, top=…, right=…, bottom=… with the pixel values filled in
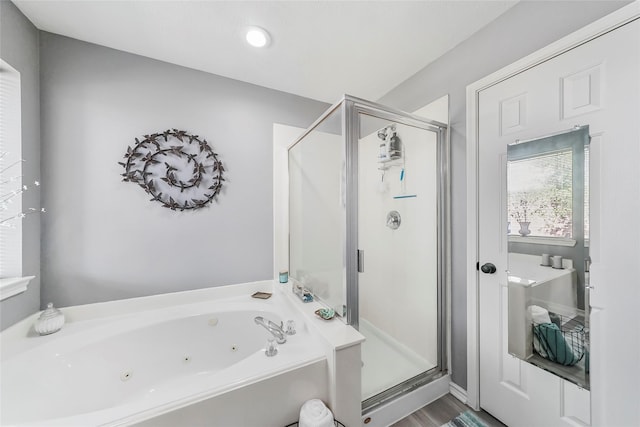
left=288, top=94, right=451, bottom=413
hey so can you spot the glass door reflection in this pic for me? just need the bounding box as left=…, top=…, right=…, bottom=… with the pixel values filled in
left=507, top=125, right=590, bottom=389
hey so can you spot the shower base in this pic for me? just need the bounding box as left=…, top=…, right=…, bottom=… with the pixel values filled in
left=360, top=318, right=436, bottom=400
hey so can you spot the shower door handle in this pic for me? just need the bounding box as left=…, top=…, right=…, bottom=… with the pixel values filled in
left=357, top=250, right=365, bottom=273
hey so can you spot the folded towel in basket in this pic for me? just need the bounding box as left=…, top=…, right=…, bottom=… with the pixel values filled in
left=533, top=322, right=580, bottom=366
left=299, top=399, right=334, bottom=427
left=529, top=305, right=552, bottom=357
left=529, top=305, right=552, bottom=324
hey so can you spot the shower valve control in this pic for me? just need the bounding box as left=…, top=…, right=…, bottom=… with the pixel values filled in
left=386, top=211, right=401, bottom=230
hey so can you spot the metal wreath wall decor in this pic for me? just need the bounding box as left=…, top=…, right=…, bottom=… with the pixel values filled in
left=119, top=129, right=225, bottom=211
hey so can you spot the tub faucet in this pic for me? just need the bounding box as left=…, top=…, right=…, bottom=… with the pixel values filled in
left=254, top=316, right=287, bottom=344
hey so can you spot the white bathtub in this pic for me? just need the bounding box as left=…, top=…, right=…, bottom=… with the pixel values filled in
left=1, top=281, right=332, bottom=426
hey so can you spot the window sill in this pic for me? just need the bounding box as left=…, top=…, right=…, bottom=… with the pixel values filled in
left=508, top=235, right=577, bottom=247
left=0, top=276, right=35, bottom=301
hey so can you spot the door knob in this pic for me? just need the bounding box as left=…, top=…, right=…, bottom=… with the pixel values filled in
left=481, top=263, right=497, bottom=274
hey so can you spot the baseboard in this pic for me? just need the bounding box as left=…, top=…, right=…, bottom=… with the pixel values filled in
left=449, top=382, right=467, bottom=404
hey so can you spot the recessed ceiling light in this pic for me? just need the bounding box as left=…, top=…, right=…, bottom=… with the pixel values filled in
left=245, top=26, right=271, bottom=48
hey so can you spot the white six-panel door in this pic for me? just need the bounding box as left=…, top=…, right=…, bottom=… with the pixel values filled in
left=477, top=18, right=639, bottom=427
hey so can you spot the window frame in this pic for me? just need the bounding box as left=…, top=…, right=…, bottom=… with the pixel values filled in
left=506, top=126, right=588, bottom=247
left=0, top=59, right=34, bottom=300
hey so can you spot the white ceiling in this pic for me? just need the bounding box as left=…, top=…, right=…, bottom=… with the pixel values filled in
left=14, top=0, right=518, bottom=103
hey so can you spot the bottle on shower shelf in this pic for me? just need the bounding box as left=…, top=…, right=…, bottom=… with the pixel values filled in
left=377, top=125, right=402, bottom=163
left=293, top=282, right=314, bottom=303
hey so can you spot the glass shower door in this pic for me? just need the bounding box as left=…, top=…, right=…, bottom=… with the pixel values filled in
left=289, top=105, right=347, bottom=316
left=356, top=113, right=442, bottom=404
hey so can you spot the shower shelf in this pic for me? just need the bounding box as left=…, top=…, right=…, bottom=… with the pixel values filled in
left=377, top=161, right=402, bottom=171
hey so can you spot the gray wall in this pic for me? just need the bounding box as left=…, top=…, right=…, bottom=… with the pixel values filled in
left=378, top=0, right=631, bottom=389
left=40, top=32, right=329, bottom=308
left=0, top=1, right=41, bottom=330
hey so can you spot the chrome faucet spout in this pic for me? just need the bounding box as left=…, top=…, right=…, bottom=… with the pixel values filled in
left=254, top=316, right=287, bottom=344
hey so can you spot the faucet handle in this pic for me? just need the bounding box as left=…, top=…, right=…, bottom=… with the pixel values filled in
left=265, top=338, right=278, bottom=357
left=285, top=320, right=296, bottom=335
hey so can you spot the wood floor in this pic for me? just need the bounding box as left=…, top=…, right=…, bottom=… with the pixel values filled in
left=390, top=394, right=506, bottom=427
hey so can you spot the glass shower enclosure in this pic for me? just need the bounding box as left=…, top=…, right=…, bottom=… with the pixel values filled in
left=288, top=95, right=449, bottom=412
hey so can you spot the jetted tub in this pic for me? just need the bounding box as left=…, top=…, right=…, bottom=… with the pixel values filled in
left=0, top=281, right=330, bottom=426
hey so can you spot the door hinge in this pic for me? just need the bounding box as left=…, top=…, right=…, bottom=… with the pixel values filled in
left=476, top=262, right=480, bottom=271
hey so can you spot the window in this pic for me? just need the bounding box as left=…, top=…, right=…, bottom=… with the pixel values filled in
left=584, top=145, right=589, bottom=242
left=506, top=125, right=590, bottom=248
left=0, top=59, right=36, bottom=301
left=508, top=149, right=573, bottom=238
left=0, top=59, right=23, bottom=279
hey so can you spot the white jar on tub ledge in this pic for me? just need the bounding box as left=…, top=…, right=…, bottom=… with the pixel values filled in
left=34, top=303, right=65, bottom=335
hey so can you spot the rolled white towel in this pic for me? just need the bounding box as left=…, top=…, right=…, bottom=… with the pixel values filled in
left=528, top=305, right=551, bottom=325
left=299, top=399, right=334, bottom=427
left=528, top=305, right=551, bottom=357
